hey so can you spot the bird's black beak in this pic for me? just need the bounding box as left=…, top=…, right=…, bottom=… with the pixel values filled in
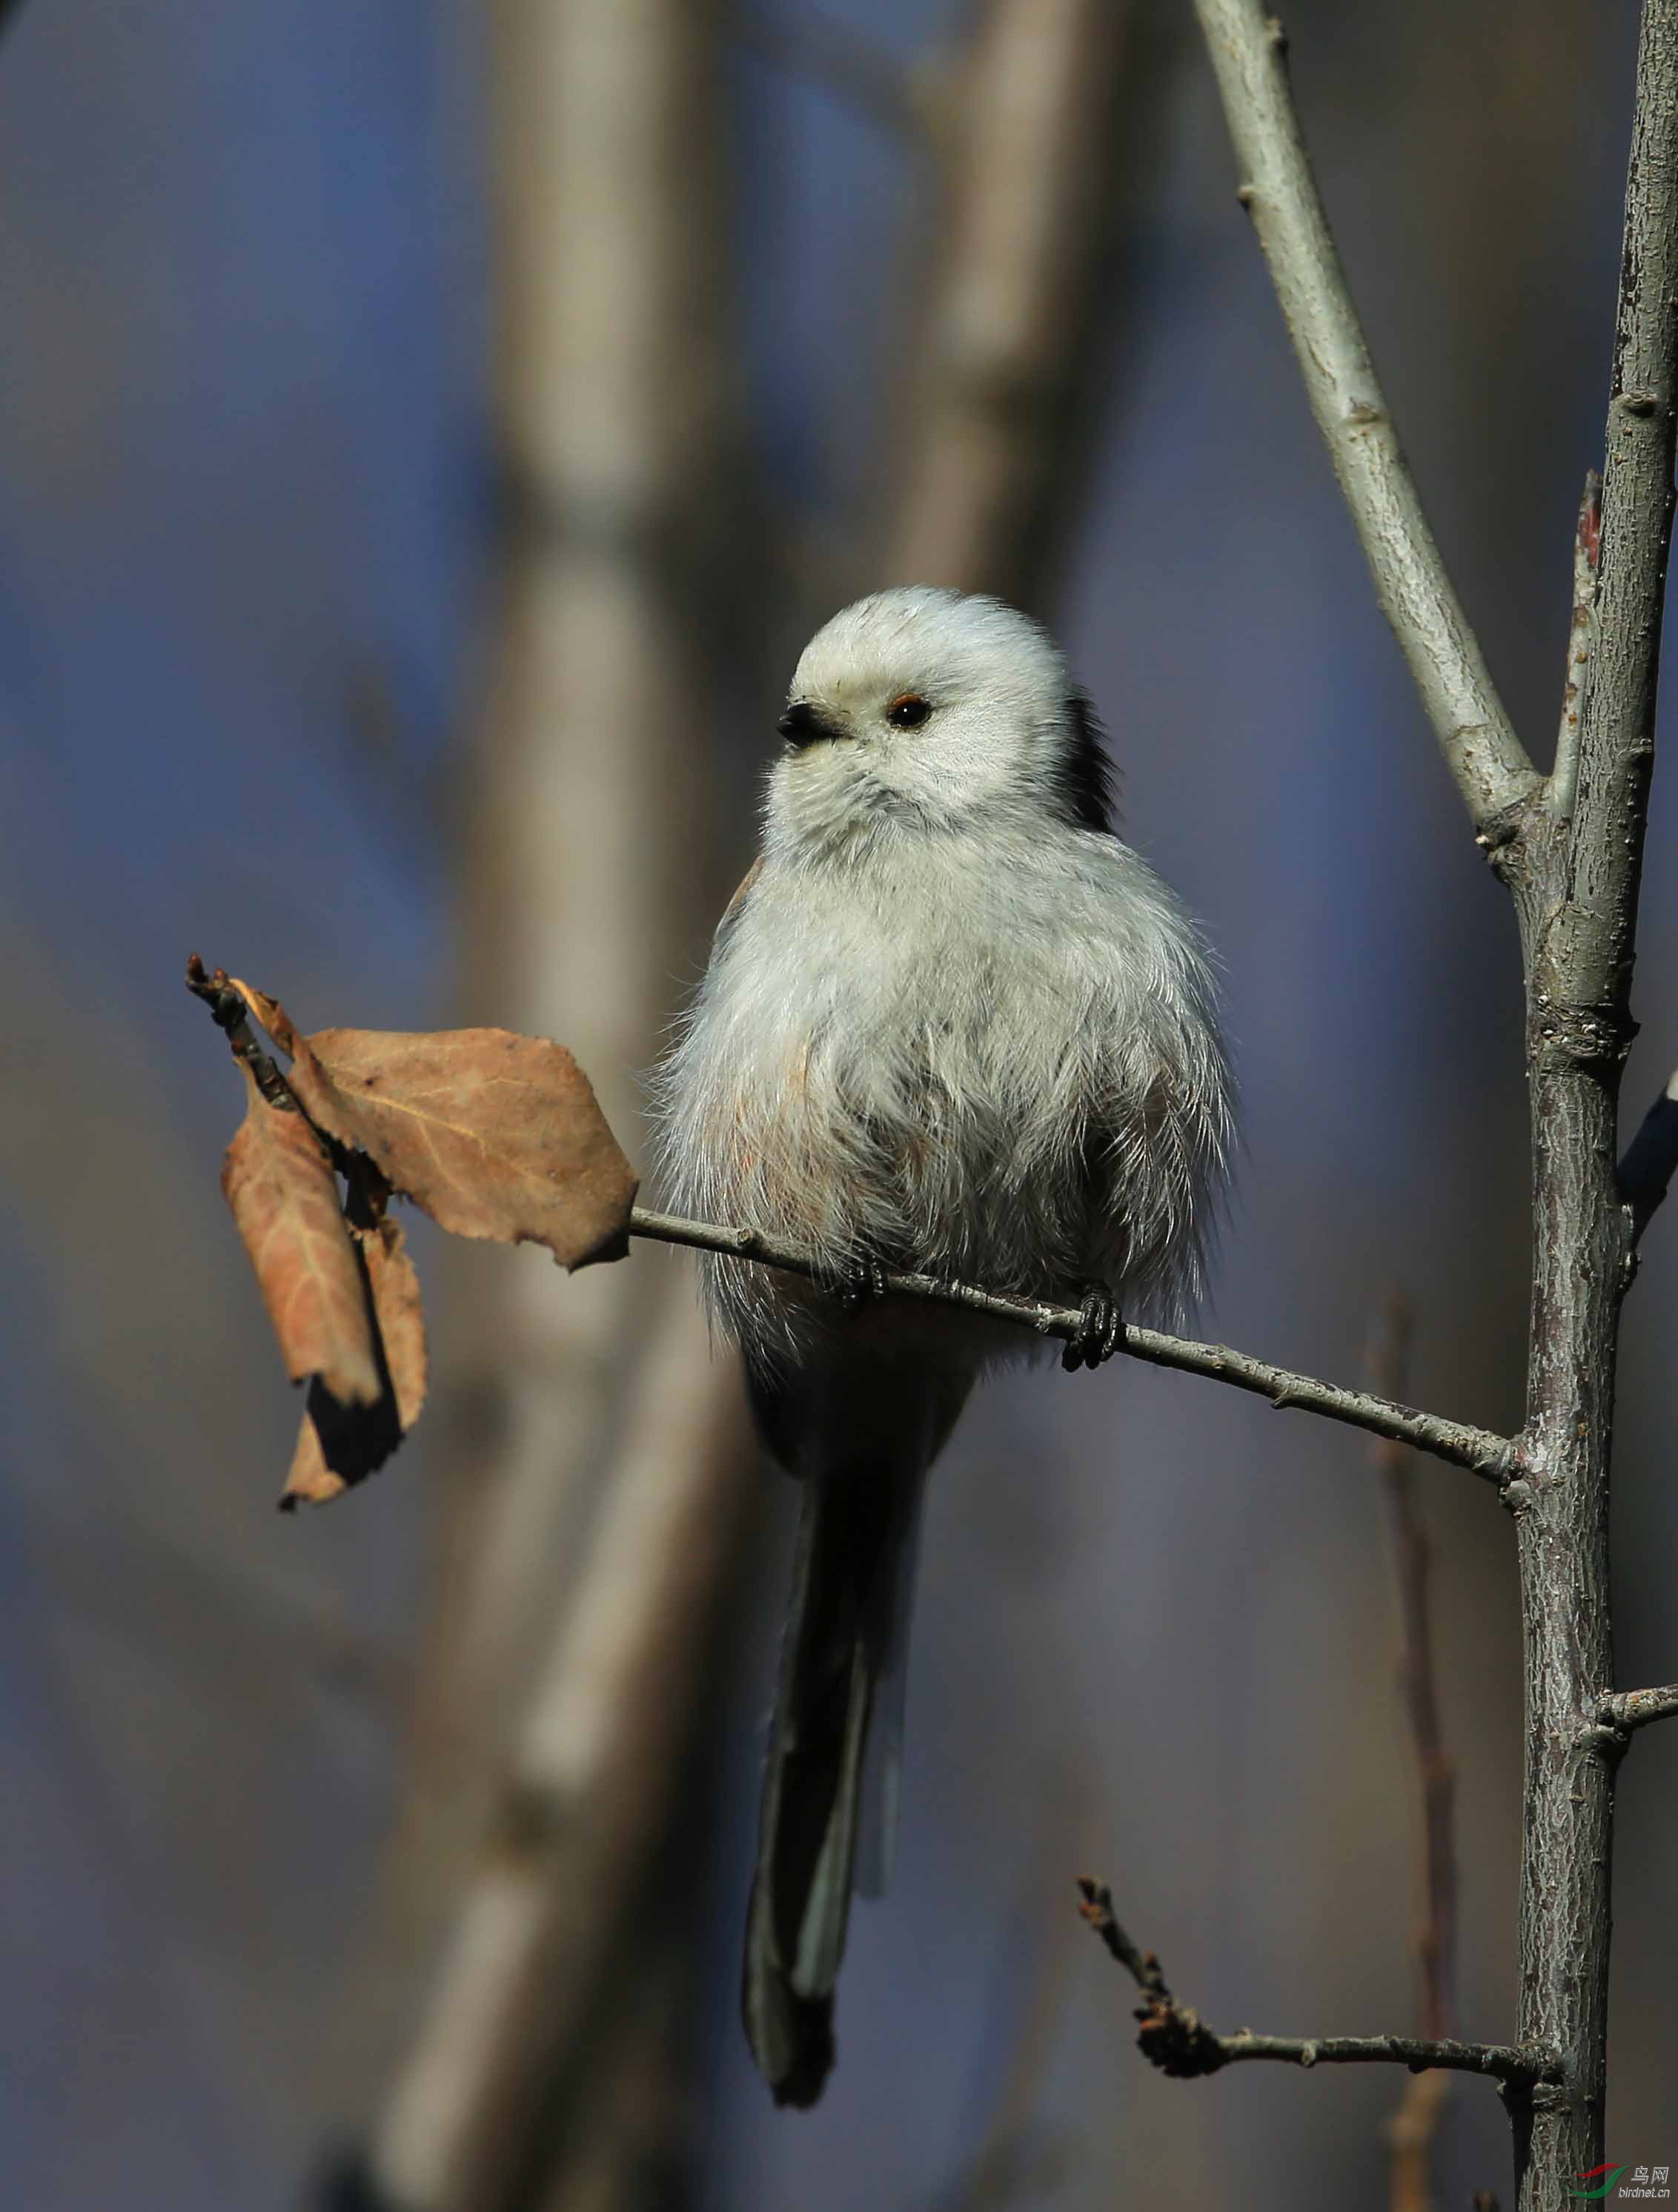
left=778, top=701, right=841, bottom=749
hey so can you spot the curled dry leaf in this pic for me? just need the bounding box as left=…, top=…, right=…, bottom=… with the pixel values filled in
left=221, top=1067, right=380, bottom=1408
left=280, top=1199, right=430, bottom=1511
left=283, top=1401, right=352, bottom=1511
left=283, top=1026, right=636, bottom=1270
left=360, top=1213, right=428, bottom=1431
left=193, top=963, right=632, bottom=1507
left=225, top=975, right=300, bottom=1059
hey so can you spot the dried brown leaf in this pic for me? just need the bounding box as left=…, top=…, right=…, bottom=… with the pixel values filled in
left=359, top=1213, right=428, bottom=1431
left=282, top=1407, right=347, bottom=1509
left=284, top=1027, right=636, bottom=1270
left=221, top=1068, right=380, bottom=1407
left=279, top=1367, right=406, bottom=1509
left=279, top=1199, right=430, bottom=1511
left=225, top=976, right=301, bottom=1059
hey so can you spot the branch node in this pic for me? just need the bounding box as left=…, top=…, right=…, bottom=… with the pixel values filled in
left=1596, top=1683, right=1678, bottom=1734
left=1077, top=1874, right=1550, bottom=2088
left=185, top=953, right=298, bottom=1111
left=1573, top=1721, right=1630, bottom=1766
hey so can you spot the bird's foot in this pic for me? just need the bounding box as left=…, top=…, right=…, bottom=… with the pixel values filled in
left=1062, top=1282, right=1123, bottom=1372
left=832, top=1252, right=890, bottom=1319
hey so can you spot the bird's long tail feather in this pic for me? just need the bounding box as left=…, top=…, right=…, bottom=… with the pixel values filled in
left=742, top=1463, right=923, bottom=2107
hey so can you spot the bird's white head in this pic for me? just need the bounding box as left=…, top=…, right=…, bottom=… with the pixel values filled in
left=765, top=587, right=1114, bottom=855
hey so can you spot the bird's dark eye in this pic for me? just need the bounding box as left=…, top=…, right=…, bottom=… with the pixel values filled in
left=886, top=693, right=931, bottom=729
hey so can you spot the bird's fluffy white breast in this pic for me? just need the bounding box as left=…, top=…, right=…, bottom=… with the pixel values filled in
left=649, top=813, right=1230, bottom=1371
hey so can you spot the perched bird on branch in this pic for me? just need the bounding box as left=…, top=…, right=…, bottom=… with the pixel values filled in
left=651, top=586, right=1232, bottom=2105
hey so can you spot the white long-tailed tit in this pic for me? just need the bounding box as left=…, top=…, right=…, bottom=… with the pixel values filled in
left=650, top=586, right=1233, bottom=2105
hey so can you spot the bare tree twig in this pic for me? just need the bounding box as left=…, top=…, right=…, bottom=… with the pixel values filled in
left=1191, top=0, right=1539, bottom=832
left=1597, top=1684, right=1678, bottom=1733
left=1616, top=1067, right=1678, bottom=1241
left=631, top=1208, right=1515, bottom=1481
left=184, top=954, right=294, bottom=1110
left=1368, top=1299, right=1459, bottom=2212
left=1546, top=473, right=1602, bottom=822
left=1075, top=1882, right=1557, bottom=2087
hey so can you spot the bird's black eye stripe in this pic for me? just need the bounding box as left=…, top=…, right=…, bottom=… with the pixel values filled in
left=886, top=693, right=931, bottom=729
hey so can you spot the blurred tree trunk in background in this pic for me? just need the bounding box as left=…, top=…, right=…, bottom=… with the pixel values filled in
left=319, top=2, right=757, bottom=2204
left=883, top=0, right=1168, bottom=614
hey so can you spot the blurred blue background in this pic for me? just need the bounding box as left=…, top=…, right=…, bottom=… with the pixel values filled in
left=1, top=2, right=1673, bottom=2207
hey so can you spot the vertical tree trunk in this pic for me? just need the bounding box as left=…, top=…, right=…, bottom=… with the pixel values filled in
left=883, top=0, right=1161, bottom=613
left=1190, top=1, right=1678, bottom=2197
left=322, top=1, right=753, bottom=2200
left=1504, top=7, right=1678, bottom=2197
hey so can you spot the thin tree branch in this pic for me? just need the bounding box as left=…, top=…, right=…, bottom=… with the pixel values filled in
left=1598, top=1683, right=1678, bottom=1733
left=1545, top=474, right=1602, bottom=823
left=1191, top=0, right=1539, bottom=832
left=1616, top=1066, right=1678, bottom=1241
left=1075, top=1881, right=1558, bottom=2087
left=184, top=954, right=295, bottom=1110
left=630, top=1208, right=1516, bottom=1481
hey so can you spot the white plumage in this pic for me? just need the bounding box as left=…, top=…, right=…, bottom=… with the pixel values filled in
left=649, top=586, right=1233, bottom=2105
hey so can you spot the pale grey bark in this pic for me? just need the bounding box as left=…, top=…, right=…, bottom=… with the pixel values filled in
left=1546, top=477, right=1600, bottom=824
left=1502, top=9, right=1678, bottom=2202
left=1598, top=1683, right=1678, bottom=1732
left=1192, top=3, right=1678, bottom=2206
